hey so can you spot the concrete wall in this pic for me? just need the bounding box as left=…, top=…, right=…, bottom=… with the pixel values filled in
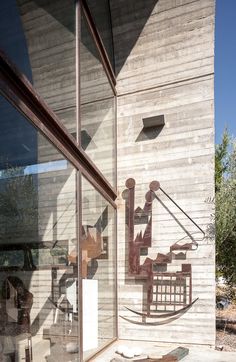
left=1, top=0, right=215, bottom=351
left=113, top=0, right=215, bottom=345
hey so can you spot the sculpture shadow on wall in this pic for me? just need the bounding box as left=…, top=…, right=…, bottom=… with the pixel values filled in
left=121, top=178, right=205, bottom=325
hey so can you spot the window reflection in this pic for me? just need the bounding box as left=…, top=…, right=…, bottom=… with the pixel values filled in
left=82, top=177, right=116, bottom=359
left=0, top=0, right=76, bottom=139
left=0, top=0, right=33, bottom=81
left=0, top=96, right=78, bottom=362
left=81, top=13, right=116, bottom=186
left=0, top=249, right=24, bottom=269
left=85, top=0, right=115, bottom=70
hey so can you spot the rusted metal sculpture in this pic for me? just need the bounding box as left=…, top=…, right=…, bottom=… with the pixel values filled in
left=122, top=178, right=205, bottom=325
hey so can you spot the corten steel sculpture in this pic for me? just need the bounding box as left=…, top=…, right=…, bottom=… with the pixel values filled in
left=121, top=178, right=205, bottom=325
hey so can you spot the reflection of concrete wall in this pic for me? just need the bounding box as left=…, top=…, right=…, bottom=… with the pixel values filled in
left=80, top=36, right=113, bottom=104
left=37, top=134, right=76, bottom=245
left=14, top=3, right=78, bottom=346
left=17, top=0, right=76, bottom=133
left=82, top=180, right=116, bottom=349
left=114, top=0, right=215, bottom=345
left=26, top=138, right=77, bottom=357
left=81, top=99, right=115, bottom=184
left=0, top=97, right=38, bottom=246
left=80, top=17, right=116, bottom=186
left=17, top=0, right=116, bottom=184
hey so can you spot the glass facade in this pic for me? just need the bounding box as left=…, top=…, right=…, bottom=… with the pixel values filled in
left=0, top=96, right=78, bottom=361
left=0, top=1, right=117, bottom=361
left=82, top=177, right=116, bottom=359
left=81, top=12, right=116, bottom=186
left=85, top=0, right=115, bottom=69
left=0, top=0, right=76, bottom=138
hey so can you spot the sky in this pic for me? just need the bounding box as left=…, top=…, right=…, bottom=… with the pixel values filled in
left=215, top=0, right=236, bottom=144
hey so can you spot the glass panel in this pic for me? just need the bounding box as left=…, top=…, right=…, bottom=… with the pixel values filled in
left=0, top=0, right=76, bottom=138
left=81, top=177, right=116, bottom=360
left=81, top=14, right=116, bottom=186
left=0, top=95, right=79, bottom=362
left=0, top=0, right=33, bottom=80
left=85, top=0, right=115, bottom=69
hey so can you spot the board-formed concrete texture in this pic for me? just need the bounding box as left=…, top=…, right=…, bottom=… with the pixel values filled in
left=113, top=0, right=215, bottom=346
left=9, top=0, right=216, bottom=351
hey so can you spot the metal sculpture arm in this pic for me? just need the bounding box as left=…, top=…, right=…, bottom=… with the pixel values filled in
left=124, top=298, right=199, bottom=319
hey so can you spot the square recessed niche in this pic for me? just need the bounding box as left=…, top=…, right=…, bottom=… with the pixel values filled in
left=136, top=114, right=165, bottom=142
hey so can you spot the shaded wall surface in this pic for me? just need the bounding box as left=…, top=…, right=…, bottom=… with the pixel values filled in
left=112, top=0, right=215, bottom=345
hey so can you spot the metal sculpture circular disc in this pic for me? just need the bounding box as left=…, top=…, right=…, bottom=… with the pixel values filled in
left=145, top=190, right=155, bottom=203
left=126, top=178, right=136, bottom=189
left=149, top=180, right=160, bottom=191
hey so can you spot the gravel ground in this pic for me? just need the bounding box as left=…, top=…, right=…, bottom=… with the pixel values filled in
left=216, top=330, right=236, bottom=351
left=216, top=303, right=236, bottom=351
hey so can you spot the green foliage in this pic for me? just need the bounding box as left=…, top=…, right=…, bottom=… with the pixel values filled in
left=215, top=130, right=236, bottom=285
left=215, top=130, right=230, bottom=191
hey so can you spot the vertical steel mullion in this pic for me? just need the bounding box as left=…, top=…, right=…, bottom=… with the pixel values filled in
left=115, top=206, right=118, bottom=340
left=114, top=92, right=118, bottom=340
left=76, top=1, right=83, bottom=361
left=78, top=170, right=83, bottom=362
left=114, top=95, right=117, bottom=191
left=76, top=0, right=81, bottom=147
